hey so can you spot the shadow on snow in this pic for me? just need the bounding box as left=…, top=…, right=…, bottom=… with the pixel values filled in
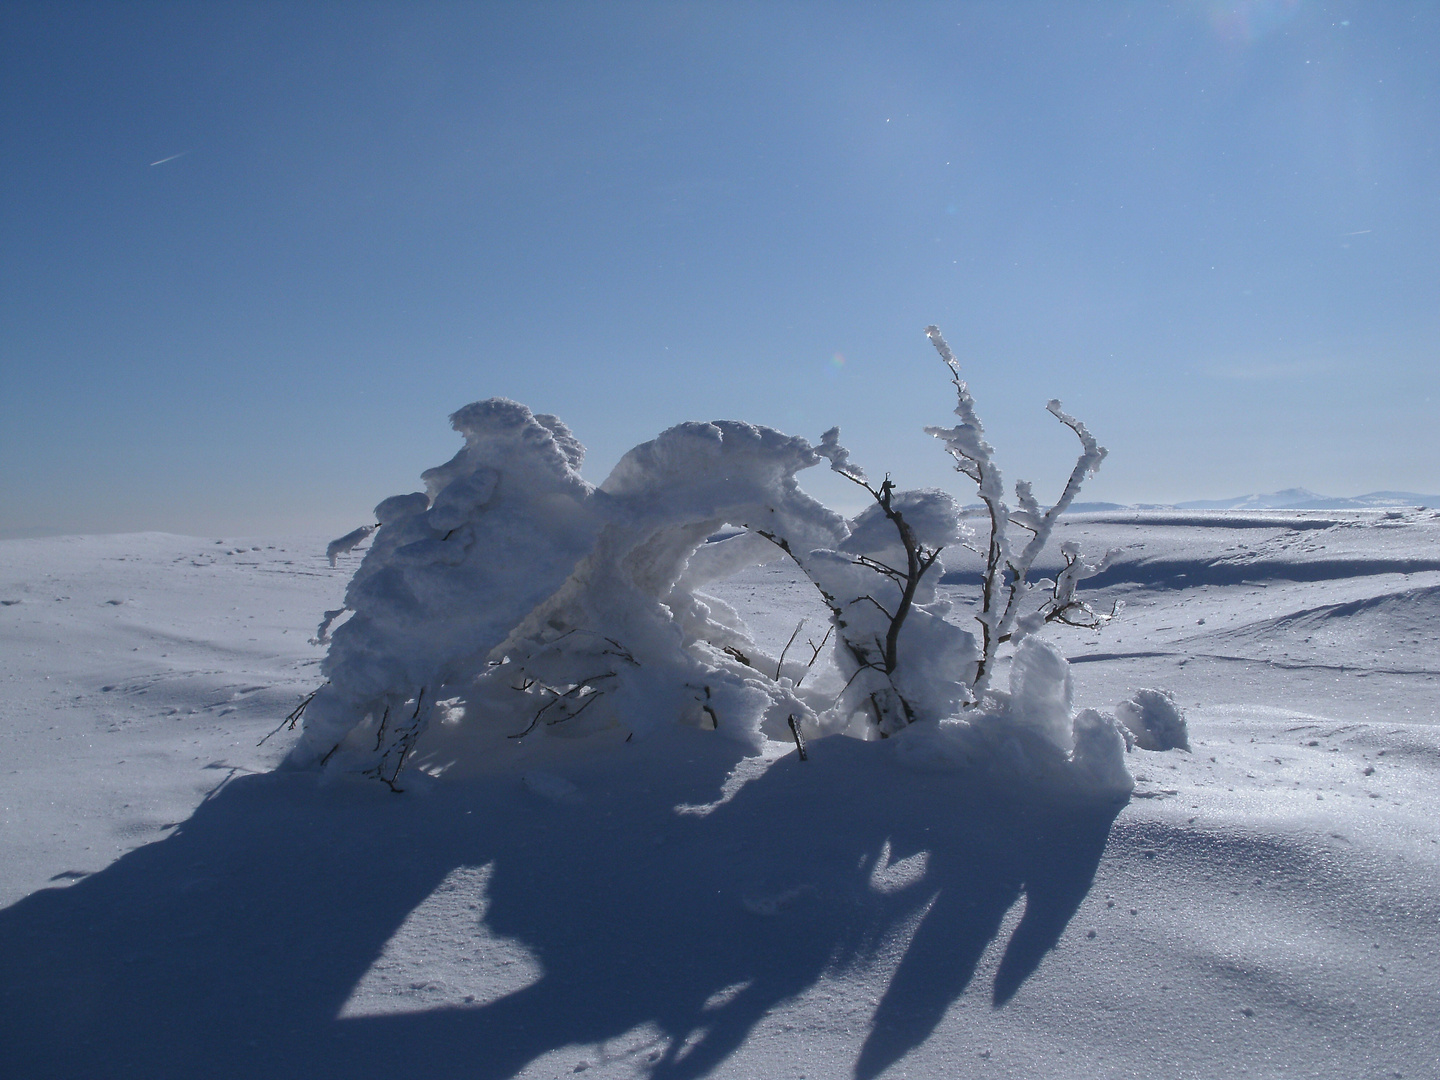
left=0, top=729, right=1123, bottom=1080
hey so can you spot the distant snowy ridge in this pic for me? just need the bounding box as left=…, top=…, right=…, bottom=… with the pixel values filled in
left=1066, top=489, right=1439, bottom=513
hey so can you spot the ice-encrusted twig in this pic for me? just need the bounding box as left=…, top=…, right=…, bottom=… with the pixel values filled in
left=993, top=399, right=1108, bottom=648
left=311, top=607, right=348, bottom=645
left=325, top=524, right=378, bottom=568
left=816, top=426, right=866, bottom=483
left=1041, top=541, right=1121, bottom=630
left=924, top=326, right=1110, bottom=700
left=923, top=325, right=1010, bottom=699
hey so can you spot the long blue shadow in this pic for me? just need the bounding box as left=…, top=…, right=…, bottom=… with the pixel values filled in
left=0, top=731, right=1123, bottom=1080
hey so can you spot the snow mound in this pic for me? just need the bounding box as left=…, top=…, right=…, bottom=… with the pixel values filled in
left=1117, top=688, right=1189, bottom=751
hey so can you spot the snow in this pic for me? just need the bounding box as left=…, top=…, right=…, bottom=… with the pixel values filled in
left=3, top=509, right=1440, bottom=1078
left=1117, top=689, right=1190, bottom=752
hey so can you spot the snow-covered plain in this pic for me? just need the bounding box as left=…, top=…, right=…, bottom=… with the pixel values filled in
left=3, top=510, right=1439, bottom=1079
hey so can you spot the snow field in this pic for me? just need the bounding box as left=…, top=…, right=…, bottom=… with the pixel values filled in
left=2, top=511, right=1438, bottom=1078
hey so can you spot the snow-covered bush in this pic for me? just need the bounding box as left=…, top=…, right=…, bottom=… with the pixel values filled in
left=283, top=327, right=1136, bottom=795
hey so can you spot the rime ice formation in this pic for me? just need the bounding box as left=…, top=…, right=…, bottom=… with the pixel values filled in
left=287, top=400, right=601, bottom=773
left=490, top=419, right=851, bottom=751
left=286, top=329, right=1144, bottom=794
left=286, top=406, right=859, bottom=778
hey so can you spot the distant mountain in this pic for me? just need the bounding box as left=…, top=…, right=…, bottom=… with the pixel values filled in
left=1173, top=489, right=1440, bottom=511
left=980, top=491, right=1439, bottom=514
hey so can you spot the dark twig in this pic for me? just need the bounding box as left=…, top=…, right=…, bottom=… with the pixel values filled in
left=806, top=626, right=833, bottom=666
left=509, top=671, right=618, bottom=738
left=787, top=714, right=808, bottom=760
left=852, top=554, right=906, bottom=582
left=776, top=619, right=805, bottom=680
left=257, top=684, right=323, bottom=746
left=546, top=688, right=604, bottom=728
left=793, top=626, right=833, bottom=689
left=364, top=688, right=427, bottom=792
left=854, top=594, right=896, bottom=622
left=722, top=645, right=753, bottom=668
left=372, top=704, right=392, bottom=751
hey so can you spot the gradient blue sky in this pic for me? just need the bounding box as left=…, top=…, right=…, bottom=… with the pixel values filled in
left=3, top=1, right=1437, bottom=537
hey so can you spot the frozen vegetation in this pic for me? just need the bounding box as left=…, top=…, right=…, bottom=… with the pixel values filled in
left=2, top=333, right=1438, bottom=1079
left=287, top=328, right=1143, bottom=799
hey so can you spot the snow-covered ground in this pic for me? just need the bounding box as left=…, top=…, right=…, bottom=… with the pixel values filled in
left=3, top=511, right=1438, bottom=1079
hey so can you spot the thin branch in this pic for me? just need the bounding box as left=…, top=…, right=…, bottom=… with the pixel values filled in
left=794, top=625, right=833, bottom=689
left=776, top=618, right=806, bottom=680
left=851, top=554, right=906, bottom=582
left=806, top=626, right=833, bottom=666
left=853, top=594, right=896, bottom=622
left=545, top=688, right=604, bottom=728
left=364, top=688, right=427, bottom=792
left=371, top=704, right=392, bottom=752
left=508, top=671, right=618, bottom=738
left=256, top=684, right=324, bottom=746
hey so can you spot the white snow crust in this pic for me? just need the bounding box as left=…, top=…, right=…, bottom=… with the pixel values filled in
left=4, top=508, right=1440, bottom=1078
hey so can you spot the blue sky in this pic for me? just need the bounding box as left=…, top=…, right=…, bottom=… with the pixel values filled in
left=3, top=1, right=1437, bottom=537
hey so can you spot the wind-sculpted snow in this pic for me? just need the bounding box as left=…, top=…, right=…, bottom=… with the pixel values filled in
left=1117, top=688, right=1190, bottom=751
left=287, top=400, right=603, bottom=774
left=287, top=332, right=1134, bottom=794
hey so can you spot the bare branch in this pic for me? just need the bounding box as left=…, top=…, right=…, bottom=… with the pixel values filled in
left=776, top=618, right=806, bottom=680
left=806, top=626, right=833, bottom=665
left=257, top=684, right=324, bottom=746
left=546, top=688, right=604, bottom=728
left=853, top=594, right=896, bottom=622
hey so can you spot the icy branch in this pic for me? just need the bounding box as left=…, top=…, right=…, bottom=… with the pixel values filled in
left=923, top=326, right=1110, bottom=699
left=326, top=525, right=377, bottom=567
left=923, top=325, right=1010, bottom=699
left=816, top=426, right=867, bottom=483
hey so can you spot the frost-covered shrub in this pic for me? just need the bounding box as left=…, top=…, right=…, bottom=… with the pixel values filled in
left=285, top=327, right=1136, bottom=795
left=755, top=469, right=978, bottom=737
left=489, top=419, right=850, bottom=751
left=286, top=401, right=603, bottom=780
left=287, top=407, right=851, bottom=781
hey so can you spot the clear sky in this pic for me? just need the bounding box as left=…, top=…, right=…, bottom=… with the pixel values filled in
left=3, top=1, right=1437, bottom=538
